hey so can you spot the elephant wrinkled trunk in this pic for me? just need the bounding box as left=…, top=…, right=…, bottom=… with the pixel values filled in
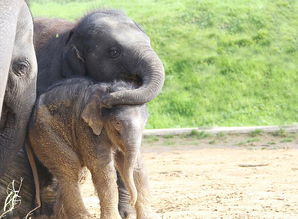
left=0, top=87, right=35, bottom=177
left=122, top=148, right=139, bottom=207
left=103, top=49, right=165, bottom=106
left=0, top=111, right=27, bottom=176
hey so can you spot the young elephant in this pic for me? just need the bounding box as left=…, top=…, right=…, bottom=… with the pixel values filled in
left=29, top=78, right=158, bottom=219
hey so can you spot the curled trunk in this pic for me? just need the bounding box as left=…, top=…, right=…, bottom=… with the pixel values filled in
left=103, top=49, right=165, bottom=106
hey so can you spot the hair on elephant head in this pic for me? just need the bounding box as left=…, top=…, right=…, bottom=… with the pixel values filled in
left=35, top=9, right=165, bottom=107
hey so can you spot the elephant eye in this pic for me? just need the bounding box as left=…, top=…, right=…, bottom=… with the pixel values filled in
left=12, top=59, right=30, bottom=76
left=108, top=47, right=121, bottom=58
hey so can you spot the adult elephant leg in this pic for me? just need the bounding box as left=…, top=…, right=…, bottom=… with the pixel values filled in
left=0, top=0, right=20, bottom=116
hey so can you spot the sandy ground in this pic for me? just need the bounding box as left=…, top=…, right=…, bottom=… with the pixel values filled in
left=80, top=132, right=298, bottom=219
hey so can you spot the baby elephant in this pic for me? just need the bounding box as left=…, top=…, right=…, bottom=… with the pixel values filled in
left=29, top=78, right=158, bottom=219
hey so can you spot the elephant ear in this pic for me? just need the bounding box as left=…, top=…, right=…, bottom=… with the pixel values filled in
left=81, top=86, right=107, bottom=136
left=62, top=30, right=86, bottom=78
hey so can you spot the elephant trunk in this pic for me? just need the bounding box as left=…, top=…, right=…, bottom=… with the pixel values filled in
left=104, top=48, right=165, bottom=106
left=0, top=79, right=36, bottom=176
left=0, top=110, right=30, bottom=176
left=122, top=147, right=139, bottom=207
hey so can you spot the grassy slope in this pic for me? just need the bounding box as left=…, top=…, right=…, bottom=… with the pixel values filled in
left=31, top=0, right=298, bottom=128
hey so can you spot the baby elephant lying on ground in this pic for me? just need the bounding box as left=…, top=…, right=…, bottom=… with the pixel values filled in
left=29, top=78, right=159, bottom=219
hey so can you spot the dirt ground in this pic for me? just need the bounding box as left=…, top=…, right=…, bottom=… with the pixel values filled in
left=80, top=131, right=298, bottom=219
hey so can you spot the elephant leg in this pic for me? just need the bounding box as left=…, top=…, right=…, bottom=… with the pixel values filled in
left=33, top=142, right=88, bottom=218
left=54, top=170, right=90, bottom=219
left=53, top=186, right=69, bottom=219
left=40, top=181, right=58, bottom=217
left=87, top=150, right=122, bottom=219
left=115, top=151, right=159, bottom=219
left=117, top=171, right=133, bottom=219
left=50, top=152, right=94, bottom=219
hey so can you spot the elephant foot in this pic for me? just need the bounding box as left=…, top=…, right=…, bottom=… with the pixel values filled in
left=118, top=204, right=133, bottom=219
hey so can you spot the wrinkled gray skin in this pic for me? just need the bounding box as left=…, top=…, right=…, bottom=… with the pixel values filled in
left=0, top=149, right=35, bottom=218
left=0, top=0, right=37, bottom=177
left=0, top=0, right=19, bottom=117
left=29, top=78, right=159, bottom=219
left=0, top=1, right=39, bottom=218
left=34, top=9, right=165, bottom=106
left=0, top=150, right=56, bottom=219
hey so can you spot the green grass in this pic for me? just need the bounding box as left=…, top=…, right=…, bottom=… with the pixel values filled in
left=143, top=135, right=159, bottom=143
left=249, top=129, right=263, bottom=137
left=187, top=130, right=210, bottom=139
left=246, top=137, right=260, bottom=143
left=271, top=128, right=287, bottom=137
left=30, top=0, right=298, bottom=128
left=280, top=137, right=294, bottom=143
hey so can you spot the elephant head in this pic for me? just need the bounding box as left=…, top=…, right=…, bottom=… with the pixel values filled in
left=0, top=2, right=37, bottom=175
left=62, top=10, right=165, bottom=106
left=82, top=81, right=148, bottom=206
